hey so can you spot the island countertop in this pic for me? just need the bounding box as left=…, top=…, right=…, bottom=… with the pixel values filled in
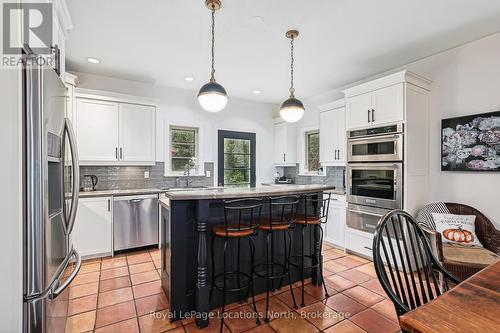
left=161, top=184, right=335, bottom=202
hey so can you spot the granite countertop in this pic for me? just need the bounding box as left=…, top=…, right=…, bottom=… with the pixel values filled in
left=161, top=184, right=335, bottom=202
left=260, top=182, right=346, bottom=195
left=78, top=188, right=167, bottom=198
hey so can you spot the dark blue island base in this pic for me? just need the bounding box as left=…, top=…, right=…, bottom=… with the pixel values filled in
left=159, top=185, right=334, bottom=328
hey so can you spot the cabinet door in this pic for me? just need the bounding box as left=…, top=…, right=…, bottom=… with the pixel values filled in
left=273, top=122, right=287, bottom=164
left=325, top=196, right=346, bottom=248
left=71, top=197, right=112, bottom=257
left=346, top=92, right=372, bottom=129
left=76, top=98, right=119, bottom=162
left=320, top=110, right=338, bottom=164
left=371, top=83, right=404, bottom=126
left=336, top=107, right=347, bottom=163
left=119, top=104, right=156, bottom=163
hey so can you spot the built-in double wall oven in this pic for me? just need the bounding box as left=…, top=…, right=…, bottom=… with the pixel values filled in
left=346, top=123, right=404, bottom=234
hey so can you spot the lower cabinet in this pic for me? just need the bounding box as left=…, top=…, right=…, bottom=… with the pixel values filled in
left=324, top=194, right=347, bottom=248
left=71, top=196, right=113, bottom=258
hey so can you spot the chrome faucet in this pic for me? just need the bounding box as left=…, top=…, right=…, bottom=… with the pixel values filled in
left=184, top=169, right=193, bottom=188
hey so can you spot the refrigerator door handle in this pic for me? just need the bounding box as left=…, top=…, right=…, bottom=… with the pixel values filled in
left=65, top=118, right=80, bottom=235
left=24, top=247, right=81, bottom=302
left=49, top=247, right=81, bottom=299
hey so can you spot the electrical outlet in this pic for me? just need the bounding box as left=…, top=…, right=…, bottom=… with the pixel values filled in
left=144, top=171, right=150, bottom=179
left=206, top=170, right=211, bottom=178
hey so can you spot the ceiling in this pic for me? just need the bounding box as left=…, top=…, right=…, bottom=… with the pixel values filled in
left=66, top=0, right=500, bottom=103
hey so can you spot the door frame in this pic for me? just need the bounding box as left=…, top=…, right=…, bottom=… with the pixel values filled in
left=217, top=130, right=256, bottom=187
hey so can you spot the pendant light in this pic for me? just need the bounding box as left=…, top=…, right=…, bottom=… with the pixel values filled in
left=198, top=0, right=228, bottom=112
left=280, top=30, right=305, bottom=123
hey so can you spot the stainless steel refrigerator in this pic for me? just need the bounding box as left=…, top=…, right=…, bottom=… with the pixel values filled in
left=23, top=55, right=81, bottom=332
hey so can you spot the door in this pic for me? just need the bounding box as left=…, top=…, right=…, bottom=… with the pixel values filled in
left=336, top=107, right=346, bottom=163
left=325, top=196, right=347, bottom=247
left=371, top=83, right=404, bottom=126
left=72, top=197, right=112, bottom=257
left=218, top=130, right=256, bottom=187
left=119, top=103, right=155, bottom=163
left=24, top=64, right=81, bottom=332
left=273, top=122, right=287, bottom=164
left=347, top=163, right=403, bottom=209
left=76, top=98, right=119, bottom=162
left=346, top=92, right=372, bottom=129
left=320, top=110, right=338, bottom=164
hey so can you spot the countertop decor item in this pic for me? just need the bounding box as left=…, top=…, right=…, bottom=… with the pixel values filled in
left=441, top=111, right=500, bottom=171
left=279, top=30, right=305, bottom=123
left=197, top=0, right=228, bottom=113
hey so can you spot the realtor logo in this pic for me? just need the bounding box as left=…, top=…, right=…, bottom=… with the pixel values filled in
left=2, top=2, right=52, bottom=54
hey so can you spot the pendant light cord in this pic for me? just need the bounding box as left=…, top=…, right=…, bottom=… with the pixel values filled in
left=289, top=37, right=295, bottom=97
left=210, top=7, right=216, bottom=82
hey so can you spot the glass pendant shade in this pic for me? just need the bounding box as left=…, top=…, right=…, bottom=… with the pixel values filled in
left=198, top=81, right=228, bottom=112
left=279, top=97, right=305, bottom=123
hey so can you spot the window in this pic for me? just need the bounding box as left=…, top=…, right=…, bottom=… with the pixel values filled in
left=218, top=130, right=256, bottom=188
left=305, top=130, right=320, bottom=173
left=170, top=126, right=198, bottom=173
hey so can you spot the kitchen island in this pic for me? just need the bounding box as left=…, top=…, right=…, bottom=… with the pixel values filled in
left=158, top=184, right=334, bottom=328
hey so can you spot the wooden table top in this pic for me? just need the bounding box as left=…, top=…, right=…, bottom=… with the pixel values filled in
left=399, top=261, right=500, bottom=333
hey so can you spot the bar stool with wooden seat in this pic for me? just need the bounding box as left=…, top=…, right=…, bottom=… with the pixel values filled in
left=289, top=192, right=331, bottom=307
left=210, top=198, right=262, bottom=332
left=254, top=196, right=299, bottom=322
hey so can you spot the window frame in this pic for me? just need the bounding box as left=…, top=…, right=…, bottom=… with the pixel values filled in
left=169, top=125, right=199, bottom=175
left=305, top=129, right=320, bottom=173
left=217, top=130, right=256, bottom=187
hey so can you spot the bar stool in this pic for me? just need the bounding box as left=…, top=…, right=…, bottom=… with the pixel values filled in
left=289, top=192, right=331, bottom=307
left=210, top=198, right=262, bottom=332
left=254, top=196, right=299, bottom=322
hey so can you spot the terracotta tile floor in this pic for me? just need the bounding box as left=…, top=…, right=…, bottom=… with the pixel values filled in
left=66, top=245, right=401, bottom=333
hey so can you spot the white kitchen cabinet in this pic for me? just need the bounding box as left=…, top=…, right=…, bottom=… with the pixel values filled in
left=371, top=83, right=404, bottom=126
left=344, top=71, right=432, bottom=131
left=319, top=100, right=346, bottom=166
left=324, top=194, right=347, bottom=248
left=345, top=83, right=404, bottom=129
left=76, top=98, right=120, bottom=162
left=119, top=103, right=156, bottom=163
left=273, top=120, right=297, bottom=166
left=74, top=90, right=156, bottom=166
left=346, top=92, right=372, bottom=129
left=71, top=197, right=112, bottom=258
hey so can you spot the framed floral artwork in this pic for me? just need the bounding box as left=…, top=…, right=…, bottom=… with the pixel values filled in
left=441, top=111, right=500, bottom=171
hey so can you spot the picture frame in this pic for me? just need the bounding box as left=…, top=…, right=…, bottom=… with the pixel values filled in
left=441, top=111, right=500, bottom=171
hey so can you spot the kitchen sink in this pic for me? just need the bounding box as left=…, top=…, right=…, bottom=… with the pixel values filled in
left=164, top=186, right=224, bottom=192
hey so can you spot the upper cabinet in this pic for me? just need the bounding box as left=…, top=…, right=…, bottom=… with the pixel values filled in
left=273, top=119, right=297, bottom=166
left=119, top=103, right=156, bottom=163
left=319, top=99, right=346, bottom=165
left=74, top=89, right=157, bottom=165
left=343, top=71, right=431, bottom=130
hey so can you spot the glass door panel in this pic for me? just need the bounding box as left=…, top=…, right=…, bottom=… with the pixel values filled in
left=218, top=130, right=256, bottom=187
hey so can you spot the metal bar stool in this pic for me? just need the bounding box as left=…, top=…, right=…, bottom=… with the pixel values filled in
left=289, top=192, right=331, bottom=307
left=254, top=196, right=299, bottom=322
left=209, top=198, right=262, bottom=332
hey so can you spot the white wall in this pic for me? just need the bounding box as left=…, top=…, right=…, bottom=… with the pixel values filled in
left=296, top=32, right=500, bottom=227
left=73, top=72, right=278, bottom=185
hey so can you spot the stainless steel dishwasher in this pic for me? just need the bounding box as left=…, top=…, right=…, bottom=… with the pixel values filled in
left=113, top=194, right=159, bottom=251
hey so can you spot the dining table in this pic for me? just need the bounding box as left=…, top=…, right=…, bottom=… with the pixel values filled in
left=399, top=260, right=500, bottom=333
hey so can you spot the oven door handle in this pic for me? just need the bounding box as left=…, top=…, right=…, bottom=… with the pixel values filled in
left=347, top=209, right=385, bottom=218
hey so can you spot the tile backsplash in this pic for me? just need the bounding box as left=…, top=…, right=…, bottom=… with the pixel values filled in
left=279, top=164, right=346, bottom=190
left=79, top=162, right=214, bottom=190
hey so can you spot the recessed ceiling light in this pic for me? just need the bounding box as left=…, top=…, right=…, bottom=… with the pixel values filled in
left=86, top=57, right=100, bottom=64
left=184, top=76, right=194, bottom=82
left=253, top=90, right=261, bottom=95
left=251, top=16, right=264, bottom=24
